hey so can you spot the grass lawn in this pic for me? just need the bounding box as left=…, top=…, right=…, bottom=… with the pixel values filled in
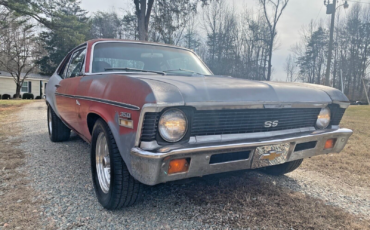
left=0, top=100, right=34, bottom=121
left=302, top=105, right=370, bottom=187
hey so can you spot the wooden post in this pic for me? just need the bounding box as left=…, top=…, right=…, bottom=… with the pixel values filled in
left=362, top=77, right=370, bottom=106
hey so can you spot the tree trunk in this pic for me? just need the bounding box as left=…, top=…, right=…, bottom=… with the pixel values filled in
left=15, top=83, right=21, bottom=99
left=267, top=40, right=273, bottom=81
left=135, top=0, right=154, bottom=41
left=137, top=0, right=147, bottom=41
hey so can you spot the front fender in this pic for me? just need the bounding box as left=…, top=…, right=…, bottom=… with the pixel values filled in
left=88, top=104, right=138, bottom=173
left=45, top=73, right=62, bottom=116
left=292, top=83, right=349, bottom=103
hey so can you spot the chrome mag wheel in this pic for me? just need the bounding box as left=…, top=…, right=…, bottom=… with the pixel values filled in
left=96, top=132, right=111, bottom=193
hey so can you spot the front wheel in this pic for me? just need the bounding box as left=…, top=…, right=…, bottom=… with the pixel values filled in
left=260, top=159, right=303, bottom=176
left=91, top=119, right=143, bottom=210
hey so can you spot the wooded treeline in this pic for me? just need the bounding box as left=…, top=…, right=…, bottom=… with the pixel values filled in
left=0, top=0, right=369, bottom=101
left=290, top=4, right=370, bottom=101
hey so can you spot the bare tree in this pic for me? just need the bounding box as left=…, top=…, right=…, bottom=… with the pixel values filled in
left=284, top=54, right=297, bottom=82
left=202, top=0, right=225, bottom=70
left=0, top=19, right=36, bottom=98
left=133, top=0, right=211, bottom=41
left=90, top=11, right=123, bottom=39
left=259, top=0, right=289, bottom=80
left=240, top=9, right=270, bottom=80
left=182, top=14, right=201, bottom=50
left=150, top=0, right=197, bottom=45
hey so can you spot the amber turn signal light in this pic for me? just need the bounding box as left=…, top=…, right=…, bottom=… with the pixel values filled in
left=324, top=138, right=336, bottom=149
left=168, top=159, right=189, bottom=174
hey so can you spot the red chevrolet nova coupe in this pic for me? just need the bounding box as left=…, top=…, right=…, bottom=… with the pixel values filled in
left=45, top=39, right=352, bottom=210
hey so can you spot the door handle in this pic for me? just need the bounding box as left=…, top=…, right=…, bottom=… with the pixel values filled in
left=55, top=84, right=61, bottom=88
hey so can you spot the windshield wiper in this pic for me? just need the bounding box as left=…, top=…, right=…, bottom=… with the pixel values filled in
left=104, top=67, right=166, bottom=75
left=163, top=68, right=205, bottom=76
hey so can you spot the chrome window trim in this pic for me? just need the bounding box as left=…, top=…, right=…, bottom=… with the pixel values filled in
left=88, top=40, right=213, bottom=75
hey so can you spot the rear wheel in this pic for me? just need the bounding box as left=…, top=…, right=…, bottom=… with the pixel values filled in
left=260, top=159, right=303, bottom=176
left=48, top=105, right=70, bottom=142
left=91, top=119, right=143, bottom=210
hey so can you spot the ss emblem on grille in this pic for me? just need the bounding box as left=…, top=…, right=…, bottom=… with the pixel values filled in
left=264, top=120, right=279, bottom=128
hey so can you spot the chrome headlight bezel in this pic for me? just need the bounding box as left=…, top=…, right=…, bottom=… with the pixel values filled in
left=316, top=107, right=331, bottom=129
left=158, top=108, right=188, bottom=143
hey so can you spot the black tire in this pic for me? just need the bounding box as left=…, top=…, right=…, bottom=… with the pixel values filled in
left=48, top=105, right=70, bottom=142
left=91, top=119, right=143, bottom=210
left=261, top=159, right=303, bottom=176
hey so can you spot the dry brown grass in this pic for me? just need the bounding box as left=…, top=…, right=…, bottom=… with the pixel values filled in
left=0, top=100, right=42, bottom=229
left=302, top=105, right=370, bottom=188
left=0, top=100, right=32, bottom=123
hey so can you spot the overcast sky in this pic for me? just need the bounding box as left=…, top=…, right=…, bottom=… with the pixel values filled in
left=80, top=0, right=349, bottom=81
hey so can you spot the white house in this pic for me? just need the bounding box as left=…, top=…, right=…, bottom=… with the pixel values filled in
left=0, top=71, right=50, bottom=98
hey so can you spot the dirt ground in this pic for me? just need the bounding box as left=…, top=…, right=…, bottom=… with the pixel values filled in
left=0, top=102, right=370, bottom=229
left=0, top=100, right=43, bottom=229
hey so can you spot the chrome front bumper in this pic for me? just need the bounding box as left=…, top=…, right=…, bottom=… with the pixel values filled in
left=130, top=128, right=353, bottom=185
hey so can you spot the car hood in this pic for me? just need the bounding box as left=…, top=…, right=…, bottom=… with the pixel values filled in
left=133, top=75, right=349, bottom=105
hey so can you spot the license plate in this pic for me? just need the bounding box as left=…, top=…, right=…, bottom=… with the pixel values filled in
left=251, top=143, right=291, bottom=169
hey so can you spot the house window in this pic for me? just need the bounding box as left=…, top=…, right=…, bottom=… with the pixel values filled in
left=21, top=82, right=28, bottom=93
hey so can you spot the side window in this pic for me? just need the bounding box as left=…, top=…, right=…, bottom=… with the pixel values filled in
left=65, top=48, right=86, bottom=78
left=58, top=55, right=71, bottom=78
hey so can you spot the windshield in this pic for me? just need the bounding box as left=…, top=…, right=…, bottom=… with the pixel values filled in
left=91, top=42, right=212, bottom=75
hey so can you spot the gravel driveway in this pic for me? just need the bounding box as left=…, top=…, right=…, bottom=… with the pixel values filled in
left=17, top=101, right=370, bottom=229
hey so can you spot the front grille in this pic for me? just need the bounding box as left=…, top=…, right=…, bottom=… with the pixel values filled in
left=191, top=108, right=321, bottom=136
left=140, top=106, right=346, bottom=142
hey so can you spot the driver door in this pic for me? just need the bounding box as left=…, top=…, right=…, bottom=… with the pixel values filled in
left=55, top=48, right=86, bottom=130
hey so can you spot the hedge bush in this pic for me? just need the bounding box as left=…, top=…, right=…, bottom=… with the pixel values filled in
left=35, top=96, right=42, bottom=100
left=13, top=94, right=21, bottom=99
left=22, top=93, right=34, bottom=99
left=0, top=94, right=1, bottom=99
left=2, top=94, right=11, bottom=99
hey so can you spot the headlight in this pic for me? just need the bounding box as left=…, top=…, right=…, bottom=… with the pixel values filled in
left=316, top=108, right=331, bottom=129
left=158, top=109, right=188, bottom=142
